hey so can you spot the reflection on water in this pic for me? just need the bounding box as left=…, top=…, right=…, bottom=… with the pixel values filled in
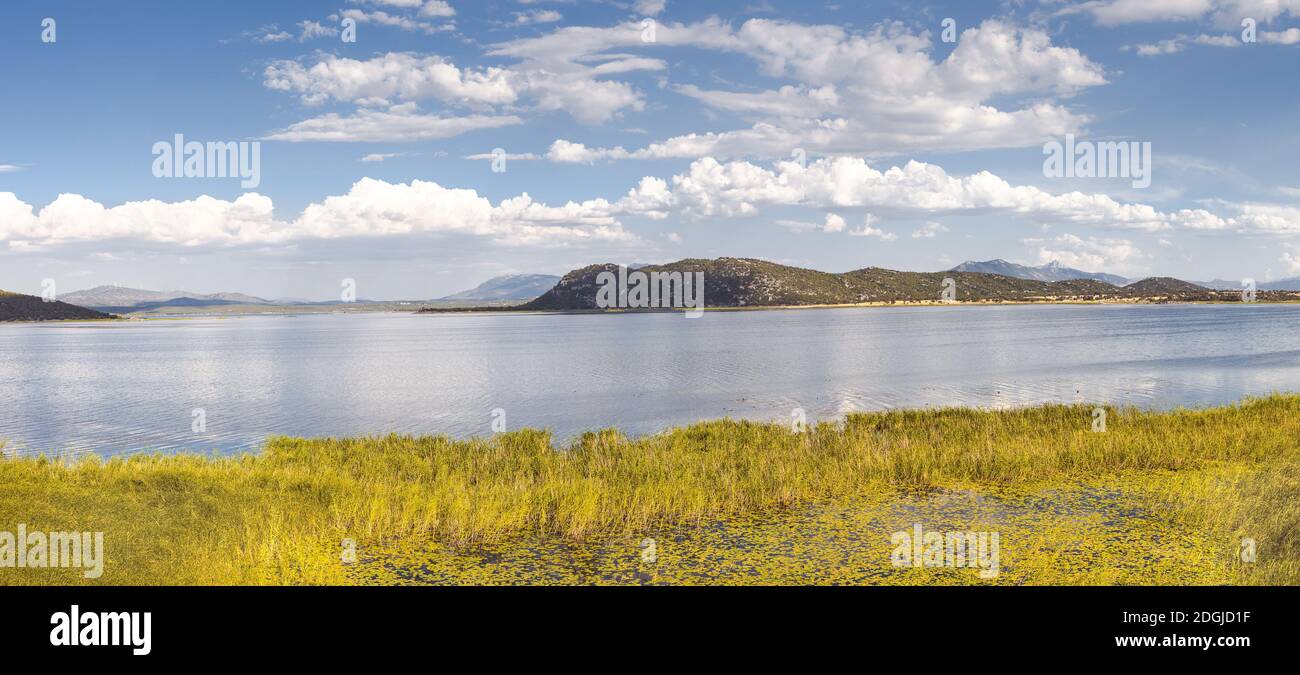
left=2, top=303, right=1300, bottom=455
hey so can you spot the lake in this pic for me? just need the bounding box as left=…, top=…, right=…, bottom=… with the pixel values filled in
left=3, top=303, right=1300, bottom=456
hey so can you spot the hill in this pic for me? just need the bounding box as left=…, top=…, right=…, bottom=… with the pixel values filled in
left=950, top=259, right=1129, bottom=286
left=0, top=290, right=116, bottom=321
left=521, top=258, right=1140, bottom=310
left=1121, top=277, right=1210, bottom=297
left=440, top=274, right=561, bottom=301
left=60, top=285, right=272, bottom=312
left=515, top=258, right=1275, bottom=311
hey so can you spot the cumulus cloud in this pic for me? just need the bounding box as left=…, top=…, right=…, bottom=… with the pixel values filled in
left=264, top=53, right=517, bottom=107
left=1171, top=202, right=1300, bottom=233
left=1028, top=233, right=1144, bottom=272
left=493, top=18, right=1106, bottom=160
left=849, top=214, right=897, bottom=240
left=7, top=152, right=1297, bottom=254
left=0, top=177, right=652, bottom=250
left=1280, top=245, right=1300, bottom=273
left=264, top=16, right=1105, bottom=154
left=635, top=1, right=667, bottom=16
left=263, top=48, right=654, bottom=128
left=663, top=156, right=1178, bottom=231
left=912, top=221, right=948, bottom=239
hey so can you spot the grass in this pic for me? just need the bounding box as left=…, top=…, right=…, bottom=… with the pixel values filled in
left=1, top=396, right=1297, bottom=585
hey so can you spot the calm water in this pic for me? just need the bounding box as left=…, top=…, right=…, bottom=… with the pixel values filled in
left=3, top=303, right=1300, bottom=456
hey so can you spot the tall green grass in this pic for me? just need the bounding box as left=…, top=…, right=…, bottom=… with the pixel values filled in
left=1, top=396, right=1297, bottom=584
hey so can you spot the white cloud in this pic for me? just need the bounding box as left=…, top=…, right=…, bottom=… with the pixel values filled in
left=419, top=1, right=456, bottom=18
left=912, top=221, right=948, bottom=238
left=849, top=215, right=896, bottom=240
left=338, top=9, right=452, bottom=34
left=254, top=29, right=292, bottom=43
left=10, top=151, right=1297, bottom=257
left=1172, top=202, right=1300, bottom=234
left=1129, top=32, right=1240, bottom=54
left=360, top=152, right=407, bottom=162
left=494, top=18, right=1106, bottom=160
left=1281, top=250, right=1300, bottom=274
left=262, top=104, right=522, bottom=142
left=1262, top=27, right=1300, bottom=43
left=779, top=213, right=851, bottom=233
left=513, top=10, right=562, bottom=25
left=1062, top=0, right=1300, bottom=27
left=345, top=0, right=456, bottom=15
left=297, top=20, right=339, bottom=41
left=665, top=156, right=1175, bottom=231
left=635, top=0, right=667, bottom=16
left=1127, top=29, right=1300, bottom=54
left=1029, top=233, right=1143, bottom=272
left=1042, top=236, right=1141, bottom=270
left=0, top=178, right=647, bottom=250
left=264, top=50, right=652, bottom=126
left=267, top=17, right=1102, bottom=151
left=264, top=53, right=517, bottom=107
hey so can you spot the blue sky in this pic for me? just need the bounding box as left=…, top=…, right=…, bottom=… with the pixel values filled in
left=2, top=0, right=1299, bottom=300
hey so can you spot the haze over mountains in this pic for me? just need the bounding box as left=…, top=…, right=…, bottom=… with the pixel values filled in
left=50, top=258, right=1300, bottom=315
left=952, top=259, right=1300, bottom=291
left=59, top=286, right=276, bottom=312
left=949, top=259, right=1129, bottom=286
left=439, top=274, right=561, bottom=301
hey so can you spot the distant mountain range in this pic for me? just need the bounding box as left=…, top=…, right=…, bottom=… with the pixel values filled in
left=516, top=257, right=1283, bottom=311
left=59, top=286, right=275, bottom=312
left=950, top=259, right=1130, bottom=286
left=439, top=274, right=561, bottom=301
left=1195, top=277, right=1300, bottom=291
left=0, top=290, right=115, bottom=321
left=51, top=260, right=1300, bottom=316
left=947, top=259, right=1300, bottom=292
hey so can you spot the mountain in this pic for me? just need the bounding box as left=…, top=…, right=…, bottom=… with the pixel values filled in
left=950, top=259, right=1129, bottom=286
left=60, top=285, right=272, bottom=312
left=440, top=274, right=561, bottom=301
left=1197, top=277, right=1300, bottom=291
left=1121, top=277, right=1209, bottom=295
left=0, top=290, right=115, bottom=321
left=516, top=258, right=1261, bottom=311
left=1259, top=278, right=1300, bottom=291
left=1195, top=279, right=1247, bottom=291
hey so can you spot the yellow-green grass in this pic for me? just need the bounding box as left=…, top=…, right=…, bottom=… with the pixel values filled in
left=1, top=396, right=1297, bottom=585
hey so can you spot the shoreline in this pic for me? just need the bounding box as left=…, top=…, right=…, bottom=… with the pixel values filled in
left=418, top=296, right=1300, bottom=316
left=6, top=296, right=1299, bottom=324
left=2, top=395, right=1296, bottom=585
